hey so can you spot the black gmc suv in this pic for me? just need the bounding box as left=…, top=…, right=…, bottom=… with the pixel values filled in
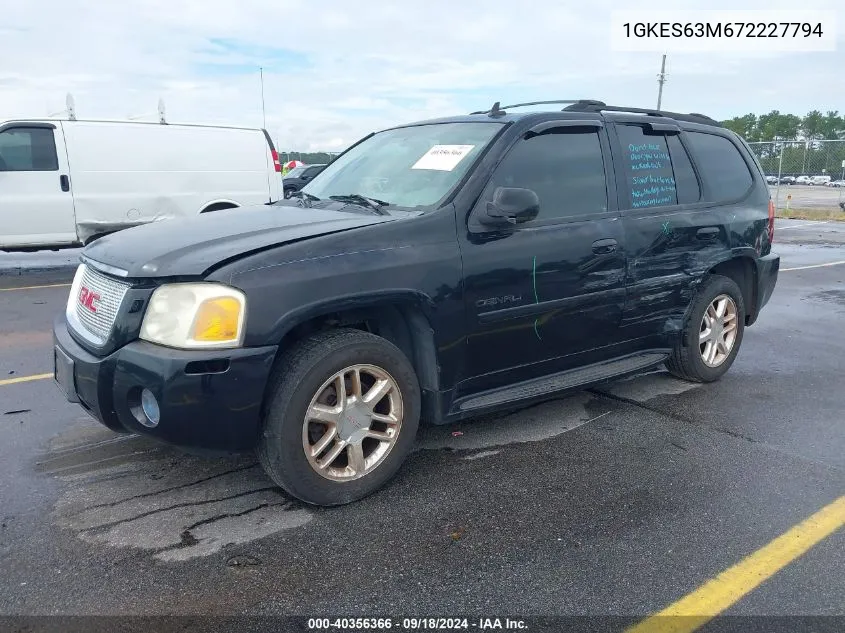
left=53, top=99, right=780, bottom=506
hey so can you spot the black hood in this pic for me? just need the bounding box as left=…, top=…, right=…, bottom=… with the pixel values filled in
left=82, top=202, right=397, bottom=278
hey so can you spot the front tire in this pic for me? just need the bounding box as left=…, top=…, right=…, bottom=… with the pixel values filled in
left=258, top=329, right=421, bottom=506
left=666, top=275, right=746, bottom=383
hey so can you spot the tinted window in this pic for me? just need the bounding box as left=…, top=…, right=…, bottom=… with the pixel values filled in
left=667, top=135, right=700, bottom=204
left=485, top=130, right=607, bottom=221
left=304, top=166, right=323, bottom=177
left=685, top=132, right=753, bottom=202
left=0, top=127, right=59, bottom=171
left=617, top=125, right=701, bottom=209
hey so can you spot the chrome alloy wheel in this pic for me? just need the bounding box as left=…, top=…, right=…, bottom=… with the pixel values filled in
left=302, top=364, right=403, bottom=481
left=699, top=294, right=739, bottom=367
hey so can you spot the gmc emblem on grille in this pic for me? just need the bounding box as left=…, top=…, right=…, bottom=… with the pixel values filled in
left=78, top=287, right=101, bottom=313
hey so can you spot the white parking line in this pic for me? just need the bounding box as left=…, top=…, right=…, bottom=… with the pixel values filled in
left=776, top=221, right=830, bottom=231
left=782, top=260, right=845, bottom=272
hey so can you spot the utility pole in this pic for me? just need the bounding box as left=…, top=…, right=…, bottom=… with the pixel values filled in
left=656, top=54, right=667, bottom=110
left=259, top=67, right=267, bottom=130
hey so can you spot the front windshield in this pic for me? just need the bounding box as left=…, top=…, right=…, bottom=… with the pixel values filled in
left=302, top=122, right=503, bottom=208
left=285, top=166, right=307, bottom=178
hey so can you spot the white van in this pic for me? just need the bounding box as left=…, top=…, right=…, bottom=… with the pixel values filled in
left=0, top=119, right=283, bottom=251
left=808, top=175, right=831, bottom=186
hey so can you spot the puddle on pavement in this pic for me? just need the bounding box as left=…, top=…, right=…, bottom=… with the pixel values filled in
left=36, top=370, right=694, bottom=561
left=806, top=289, right=845, bottom=308
left=37, top=420, right=312, bottom=562
left=415, top=391, right=611, bottom=452
left=595, top=369, right=702, bottom=401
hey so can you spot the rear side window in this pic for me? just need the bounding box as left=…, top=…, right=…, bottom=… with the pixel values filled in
left=667, top=136, right=700, bottom=204
left=616, top=124, right=700, bottom=209
left=485, top=129, right=608, bottom=221
left=0, top=127, right=59, bottom=172
left=685, top=132, right=753, bottom=202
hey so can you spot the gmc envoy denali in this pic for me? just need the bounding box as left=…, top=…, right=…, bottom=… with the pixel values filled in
left=53, top=99, right=780, bottom=506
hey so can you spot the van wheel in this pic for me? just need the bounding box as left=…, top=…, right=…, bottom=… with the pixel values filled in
left=666, top=275, right=746, bottom=383
left=258, top=329, right=420, bottom=506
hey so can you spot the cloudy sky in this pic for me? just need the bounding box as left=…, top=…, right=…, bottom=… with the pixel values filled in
left=1, top=1, right=842, bottom=151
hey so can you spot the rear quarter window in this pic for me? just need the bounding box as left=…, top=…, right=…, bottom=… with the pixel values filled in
left=685, top=132, right=754, bottom=203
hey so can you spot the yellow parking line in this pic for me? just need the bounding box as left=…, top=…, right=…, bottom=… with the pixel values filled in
left=626, top=495, right=845, bottom=633
left=0, top=283, right=71, bottom=292
left=0, top=373, right=53, bottom=386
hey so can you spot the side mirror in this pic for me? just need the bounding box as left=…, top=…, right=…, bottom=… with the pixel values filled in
left=479, top=187, right=540, bottom=226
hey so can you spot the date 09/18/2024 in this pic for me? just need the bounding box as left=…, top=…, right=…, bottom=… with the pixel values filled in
left=307, top=617, right=528, bottom=631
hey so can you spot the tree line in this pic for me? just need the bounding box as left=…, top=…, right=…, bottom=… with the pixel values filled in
left=720, top=110, right=844, bottom=142
left=280, top=112, right=845, bottom=177
left=278, top=151, right=338, bottom=165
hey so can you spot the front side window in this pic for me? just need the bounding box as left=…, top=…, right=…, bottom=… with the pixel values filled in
left=302, top=122, right=504, bottom=208
left=483, top=129, right=608, bottom=221
left=0, top=127, right=59, bottom=172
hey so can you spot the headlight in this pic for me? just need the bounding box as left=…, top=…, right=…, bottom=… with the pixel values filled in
left=139, top=283, right=247, bottom=350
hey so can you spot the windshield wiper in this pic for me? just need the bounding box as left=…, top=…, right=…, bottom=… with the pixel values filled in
left=328, top=194, right=391, bottom=215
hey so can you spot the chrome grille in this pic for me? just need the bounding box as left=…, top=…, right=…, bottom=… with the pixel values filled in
left=72, top=264, right=130, bottom=343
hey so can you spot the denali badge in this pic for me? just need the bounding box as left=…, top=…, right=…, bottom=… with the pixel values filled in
left=78, top=287, right=101, bottom=313
left=476, top=295, right=522, bottom=309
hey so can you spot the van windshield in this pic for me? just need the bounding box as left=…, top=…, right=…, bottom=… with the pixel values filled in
left=301, top=122, right=504, bottom=209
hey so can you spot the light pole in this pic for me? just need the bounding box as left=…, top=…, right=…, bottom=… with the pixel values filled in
left=656, top=54, right=667, bottom=110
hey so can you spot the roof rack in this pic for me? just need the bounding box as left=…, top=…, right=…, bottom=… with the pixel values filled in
left=562, top=102, right=721, bottom=127
left=470, top=100, right=606, bottom=117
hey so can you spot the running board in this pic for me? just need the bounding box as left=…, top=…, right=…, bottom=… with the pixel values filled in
left=454, top=352, right=669, bottom=413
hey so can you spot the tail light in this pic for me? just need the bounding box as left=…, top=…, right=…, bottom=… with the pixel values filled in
left=271, top=149, right=282, bottom=173
left=767, top=199, right=775, bottom=243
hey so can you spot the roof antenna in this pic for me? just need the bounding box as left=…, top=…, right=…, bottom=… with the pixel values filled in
left=158, top=98, right=167, bottom=124
left=66, top=93, right=76, bottom=121
left=489, top=101, right=505, bottom=117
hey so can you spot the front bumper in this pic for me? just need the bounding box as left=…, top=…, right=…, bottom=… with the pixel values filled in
left=53, top=316, right=278, bottom=452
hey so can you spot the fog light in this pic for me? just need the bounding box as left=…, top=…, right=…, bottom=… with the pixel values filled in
left=140, top=388, right=161, bottom=427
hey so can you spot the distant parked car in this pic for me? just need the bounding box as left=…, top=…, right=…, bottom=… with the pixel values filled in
left=807, top=175, right=831, bottom=186
left=795, top=175, right=812, bottom=185
left=765, top=175, right=779, bottom=184
left=283, top=164, right=327, bottom=198
left=779, top=176, right=796, bottom=185
left=828, top=179, right=845, bottom=188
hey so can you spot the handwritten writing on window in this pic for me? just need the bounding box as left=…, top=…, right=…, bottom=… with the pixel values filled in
left=627, top=142, right=677, bottom=208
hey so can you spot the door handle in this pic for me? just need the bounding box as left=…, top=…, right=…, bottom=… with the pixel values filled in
left=696, top=227, right=719, bottom=240
left=592, top=238, right=617, bottom=255
left=60, top=175, right=70, bottom=192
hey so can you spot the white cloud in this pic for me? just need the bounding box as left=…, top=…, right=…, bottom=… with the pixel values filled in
left=1, top=0, right=843, bottom=150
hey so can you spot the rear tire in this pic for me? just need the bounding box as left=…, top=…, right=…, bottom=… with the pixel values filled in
left=258, top=329, right=420, bottom=506
left=666, top=275, right=746, bottom=383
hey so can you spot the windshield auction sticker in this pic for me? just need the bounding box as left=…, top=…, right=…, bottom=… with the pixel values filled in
left=412, top=145, right=476, bottom=171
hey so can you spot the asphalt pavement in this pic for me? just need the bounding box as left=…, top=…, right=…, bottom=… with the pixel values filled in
left=0, top=220, right=843, bottom=626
